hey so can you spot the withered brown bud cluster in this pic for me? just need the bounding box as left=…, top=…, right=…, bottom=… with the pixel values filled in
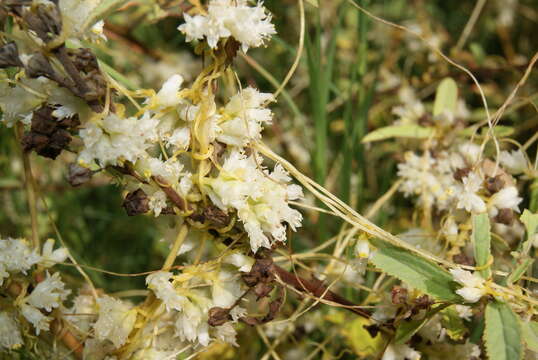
left=0, top=42, right=24, bottom=68
left=189, top=204, right=230, bottom=228
left=207, top=306, right=232, bottom=327
left=3, top=0, right=62, bottom=43
left=122, top=189, right=150, bottom=216
left=21, top=106, right=79, bottom=159
left=67, top=163, right=93, bottom=187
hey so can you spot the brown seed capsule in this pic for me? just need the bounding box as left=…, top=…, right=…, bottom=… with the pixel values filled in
left=22, top=1, right=62, bottom=43
left=253, top=283, right=274, bottom=299
left=25, top=53, right=57, bottom=79
left=67, top=163, right=93, bottom=187
left=453, top=253, right=475, bottom=267
left=391, top=286, right=408, bottom=305
left=207, top=307, right=231, bottom=327
left=495, top=208, right=514, bottom=226
left=453, top=167, right=471, bottom=182
left=485, top=175, right=505, bottom=194
left=0, top=42, right=24, bottom=68
left=122, top=189, right=150, bottom=216
left=21, top=106, right=75, bottom=159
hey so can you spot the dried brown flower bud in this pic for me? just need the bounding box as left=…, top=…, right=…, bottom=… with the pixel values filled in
left=242, top=258, right=274, bottom=287
left=453, top=167, right=471, bottom=182
left=0, top=42, right=24, bottom=68
left=495, top=208, right=514, bottom=226
left=485, top=175, right=505, bottom=194
left=21, top=106, right=75, bottom=159
left=207, top=307, right=231, bottom=327
left=391, top=286, right=408, bottom=305
left=25, top=53, right=56, bottom=79
left=122, top=189, right=150, bottom=216
left=67, top=163, right=93, bottom=187
left=253, top=283, right=274, bottom=299
left=453, top=253, right=475, bottom=267
left=22, top=1, right=62, bottom=43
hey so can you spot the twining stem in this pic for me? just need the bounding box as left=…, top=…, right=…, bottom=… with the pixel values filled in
left=162, top=224, right=189, bottom=270
left=16, top=123, right=40, bottom=249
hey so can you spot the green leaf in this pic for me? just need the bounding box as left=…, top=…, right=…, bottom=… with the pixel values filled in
left=522, top=321, right=538, bottom=352
left=484, top=301, right=523, bottom=360
left=507, top=258, right=534, bottom=285
left=520, top=210, right=538, bottom=254
left=361, top=125, right=434, bottom=143
left=521, top=210, right=538, bottom=237
left=433, top=78, right=458, bottom=116
left=472, top=213, right=491, bottom=279
left=370, top=239, right=460, bottom=302
left=479, top=126, right=514, bottom=138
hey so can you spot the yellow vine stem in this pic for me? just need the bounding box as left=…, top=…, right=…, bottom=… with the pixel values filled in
left=15, top=123, right=40, bottom=249
left=254, top=141, right=450, bottom=266
left=271, top=0, right=305, bottom=101
left=162, top=224, right=189, bottom=271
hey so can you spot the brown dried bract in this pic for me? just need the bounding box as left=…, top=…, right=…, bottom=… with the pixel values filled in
left=21, top=106, right=79, bottom=159
left=122, top=189, right=150, bottom=216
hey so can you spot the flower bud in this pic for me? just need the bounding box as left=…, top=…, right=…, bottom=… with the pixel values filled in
left=0, top=42, right=24, bottom=68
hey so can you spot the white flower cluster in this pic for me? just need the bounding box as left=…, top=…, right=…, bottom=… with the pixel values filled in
left=178, top=0, right=276, bottom=52
left=205, top=150, right=303, bottom=252
left=0, top=238, right=68, bottom=285
left=398, top=144, right=523, bottom=217
left=450, top=268, right=487, bottom=303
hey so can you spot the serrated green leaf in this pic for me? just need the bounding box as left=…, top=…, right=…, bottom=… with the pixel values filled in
left=361, top=125, right=434, bottom=143
left=441, top=307, right=468, bottom=341
left=520, top=210, right=538, bottom=254
left=472, top=213, right=491, bottom=279
left=521, top=210, right=538, bottom=237
left=522, top=321, right=538, bottom=352
left=507, top=258, right=534, bottom=285
left=370, top=239, right=460, bottom=302
left=433, top=78, right=458, bottom=116
left=484, top=301, right=523, bottom=360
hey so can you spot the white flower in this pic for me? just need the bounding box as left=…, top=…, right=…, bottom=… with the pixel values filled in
left=454, top=305, right=473, bottom=321
left=450, top=268, right=487, bottom=303
left=217, top=87, right=273, bottom=146
left=488, top=186, right=522, bottom=218
left=456, top=172, right=486, bottom=213
left=146, top=271, right=186, bottom=311
left=211, top=270, right=243, bottom=308
left=148, top=190, right=168, bottom=217
left=223, top=253, right=254, bottom=272
left=382, top=343, right=421, bottom=360
left=205, top=150, right=302, bottom=252
left=153, top=74, right=184, bottom=109
left=459, top=142, right=482, bottom=164
left=355, top=239, right=370, bottom=258
left=78, top=113, right=159, bottom=166
left=0, top=311, right=23, bottom=349
left=39, top=239, right=69, bottom=268
left=94, top=295, right=137, bottom=348
left=214, top=322, right=238, bottom=346
left=178, top=0, right=276, bottom=52
left=0, top=237, right=41, bottom=285
left=25, top=272, right=70, bottom=312
left=167, top=127, right=191, bottom=150
left=499, top=149, right=527, bottom=174
left=20, top=304, right=51, bottom=335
